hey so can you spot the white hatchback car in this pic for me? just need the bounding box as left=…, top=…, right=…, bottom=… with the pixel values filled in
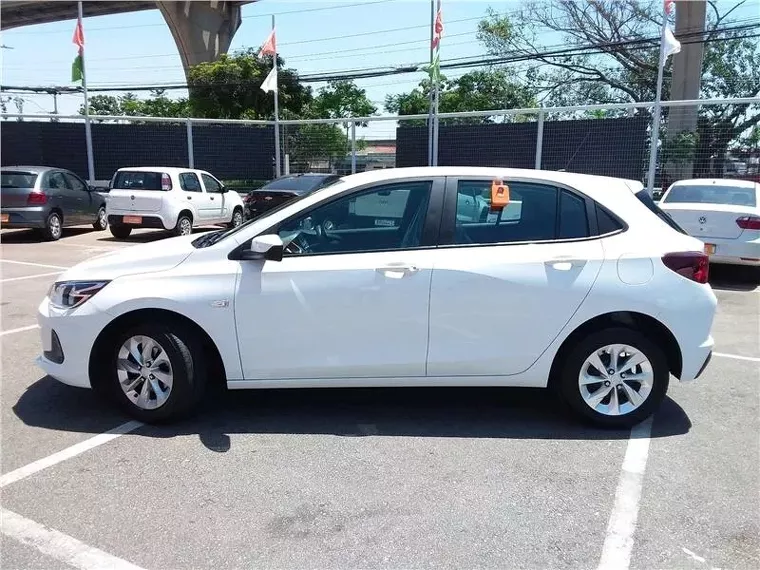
left=106, top=167, right=245, bottom=239
left=38, top=167, right=717, bottom=428
left=659, top=178, right=760, bottom=269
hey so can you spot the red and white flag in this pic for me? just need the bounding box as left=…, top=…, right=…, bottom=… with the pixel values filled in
left=664, top=0, right=675, bottom=14
left=431, top=0, right=443, bottom=50
left=260, top=29, right=276, bottom=58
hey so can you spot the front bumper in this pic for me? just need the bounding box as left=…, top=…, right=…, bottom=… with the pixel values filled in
left=36, top=297, right=112, bottom=388
left=678, top=334, right=715, bottom=383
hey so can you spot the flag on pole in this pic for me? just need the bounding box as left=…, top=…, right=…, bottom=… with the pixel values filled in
left=71, top=16, right=84, bottom=82
left=431, top=0, right=444, bottom=49
left=259, top=29, right=276, bottom=59
left=664, top=0, right=675, bottom=15
left=663, top=26, right=681, bottom=58
left=261, top=66, right=278, bottom=93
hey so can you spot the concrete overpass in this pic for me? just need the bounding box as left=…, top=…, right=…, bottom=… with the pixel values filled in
left=1, top=1, right=257, bottom=78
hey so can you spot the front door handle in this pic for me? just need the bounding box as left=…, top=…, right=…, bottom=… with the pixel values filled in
left=545, top=257, right=584, bottom=271
left=375, top=263, right=419, bottom=279
left=187, top=196, right=192, bottom=200
left=210, top=196, right=215, bottom=201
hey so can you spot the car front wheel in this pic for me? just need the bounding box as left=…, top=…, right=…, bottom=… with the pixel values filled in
left=105, top=324, right=207, bottom=422
left=557, top=327, right=669, bottom=428
left=228, top=208, right=243, bottom=229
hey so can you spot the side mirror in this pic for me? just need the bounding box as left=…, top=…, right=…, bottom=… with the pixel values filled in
left=220, top=184, right=228, bottom=193
left=240, top=234, right=284, bottom=261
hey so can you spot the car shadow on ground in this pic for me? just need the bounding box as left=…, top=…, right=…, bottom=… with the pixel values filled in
left=709, top=264, right=759, bottom=292
left=13, top=376, right=691, bottom=453
left=0, top=227, right=98, bottom=243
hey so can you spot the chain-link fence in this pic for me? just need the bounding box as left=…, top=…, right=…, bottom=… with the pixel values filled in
left=2, top=98, right=758, bottom=194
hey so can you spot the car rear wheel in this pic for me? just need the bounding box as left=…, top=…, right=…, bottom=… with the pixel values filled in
left=557, top=327, right=669, bottom=428
left=109, top=225, right=132, bottom=239
left=105, top=324, right=207, bottom=422
left=42, top=212, right=62, bottom=241
left=173, top=214, right=193, bottom=237
left=92, top=206, right=108, bottom=231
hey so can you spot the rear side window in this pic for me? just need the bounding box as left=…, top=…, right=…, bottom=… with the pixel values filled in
left=64, top=173, right=87, bottom=192
left=635, top=189, right=687, bottom=234
left=664, top=184, right=757, bottom=207
left=45, top=171, right=69, bottom=190
left=112, top=171, right=171, bottom=191
left=558, top=190, right=588, bottom=239
left=179, top=172, right=202, bottom=192
left=596, top=205, right=624, bottom=234
left=1, top=171, right=37, bottom=188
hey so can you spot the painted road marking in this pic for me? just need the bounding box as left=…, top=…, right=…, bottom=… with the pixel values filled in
left=1, top=271, right=62, bottom=283
left=0, top=260, right=70, bottom=270
left=597, top=417, right=653, bottom=570
left=714, top=352, right=760, bottom=363
left=0, top=421, right=143, bottom=488
left=1, top=508, right=146, bottom=570
left=0, top=324, right=40, bottom=337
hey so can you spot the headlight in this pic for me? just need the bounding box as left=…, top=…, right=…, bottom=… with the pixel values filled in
left=49, top=281, right=110, bottom=309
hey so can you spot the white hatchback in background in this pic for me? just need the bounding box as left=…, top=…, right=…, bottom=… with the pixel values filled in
left=106, top=167, right=245, bottom=239
left=38, top=167, right=717, bottom=428
left=659, top=178, right=760, bottom=269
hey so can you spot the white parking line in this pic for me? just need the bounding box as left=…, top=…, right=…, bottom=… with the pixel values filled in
left=1, top=271, right=62, bottom=283
left=0, top=324, right=40, bottom=337
left=597, top=417, right=653, bottom=570
left=0, top=260, right=70, bottom=270
left=714, top=352, right=760, bottom=363
left=0, top=421, right=143, bottom=488
left=1, top=508, right=146, bottom=570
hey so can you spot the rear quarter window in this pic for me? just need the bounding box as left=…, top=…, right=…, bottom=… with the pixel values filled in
left=112, top=171, right=167, bottom=191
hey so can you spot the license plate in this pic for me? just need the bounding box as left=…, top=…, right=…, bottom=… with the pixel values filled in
left=0, top=214, right=8, bottom=223
left=704, top=243, right=716, bottom=255
left=123, top=215, right=142, bottom=225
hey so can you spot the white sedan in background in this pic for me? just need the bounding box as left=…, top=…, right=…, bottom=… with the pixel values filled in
left=659, top=178, right=760, bottom=270
left=38, top=167, right=716, bottom=428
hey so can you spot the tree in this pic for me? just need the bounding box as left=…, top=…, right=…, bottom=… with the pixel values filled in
left=309, top=80, right=377, bottom=123
left=385, top=70, right=536, bottom=124
left=187, top=48, right=312, bottom=120
left=477, top=0, right=760, bottom=176
left=83, top=91, right=189, bottom=119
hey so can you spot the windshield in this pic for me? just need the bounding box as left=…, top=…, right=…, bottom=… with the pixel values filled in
left=192, top=179, right=346, bottom=249
left=663, top=184, right=757, bottom=207
left=260, top=175, right=337, bottom=193
left=635, top=189, right=687, bottom=234
left=1, top=171, right=37, bottom=188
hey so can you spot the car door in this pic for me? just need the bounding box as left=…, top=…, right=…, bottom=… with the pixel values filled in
left=178, top=171, right=206, bottom=222
left=234, top=177, right=444, bottom=380
left=200, top=173, right=225, bottom=222
left=63, top=172, right=97, bottom=223
left=44, top=171, right=81, bottom=224
left=426, top=177, right=604, bottom=377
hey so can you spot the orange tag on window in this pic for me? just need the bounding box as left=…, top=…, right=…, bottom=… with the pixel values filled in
left=491, top=180, right=510, bottom=209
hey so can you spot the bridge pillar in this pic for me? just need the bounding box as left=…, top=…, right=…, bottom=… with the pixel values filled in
left=157, top=1, right=243, bottom=78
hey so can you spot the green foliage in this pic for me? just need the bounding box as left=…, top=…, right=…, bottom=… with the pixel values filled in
left=83, top=90, right=188, bottom=119
left=309, top=80, right=377, bottom=124
left=662, top=131, right=699, bottom=164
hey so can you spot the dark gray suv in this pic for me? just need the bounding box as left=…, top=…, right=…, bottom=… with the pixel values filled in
left=0, top=166, right=108, bottom=240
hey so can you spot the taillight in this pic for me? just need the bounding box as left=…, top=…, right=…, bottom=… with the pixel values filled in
left=662, top=252, right=709, bottom=284
left=27, top=191, right=47, bottom=205
left=736, top=215, right=760, bottom=230
left=161, top=173, right=172, bottom=191
left=243, top=194, right=252, bottom=203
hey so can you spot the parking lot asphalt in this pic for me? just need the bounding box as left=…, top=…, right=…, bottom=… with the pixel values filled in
left=1, top=225, right=758, bottom=570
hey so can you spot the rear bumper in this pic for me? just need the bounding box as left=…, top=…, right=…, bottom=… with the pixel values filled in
left=0, top=207, right=47, bottom=228
left=107, top=214, right=169, bottom=230
left=704, top=237, right=760, bottom=266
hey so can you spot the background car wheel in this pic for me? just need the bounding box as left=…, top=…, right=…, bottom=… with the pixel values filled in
left=228, top=208, right=243, bottom=229
left=42, top=212, right=62, bottom=241
left=174, top=215, right=193, bottom=237
left=109, top=225, right=132, bottom=239
left=105, top=323, right=207, bottom=422
left=557, top=327, right=669, bottom=429
left=92, top=206, right=108, bottom=231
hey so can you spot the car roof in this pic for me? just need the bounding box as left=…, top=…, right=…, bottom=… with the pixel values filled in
left=1, top=165, right=64, bottom=173
left=671, top=178, right=758, bottom=189
left=115, top=167, right=206, bottom=174
left=276, top=173, right=335, bottom=178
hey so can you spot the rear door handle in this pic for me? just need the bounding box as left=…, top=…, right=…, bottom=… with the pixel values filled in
left=187, top=196, right=192, bottom=200
left=375, top=263, right=419, bottom=278
left=545, top=257, right=584, bottom=271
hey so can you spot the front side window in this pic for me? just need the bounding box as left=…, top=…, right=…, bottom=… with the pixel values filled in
left=202, top=173, right=222, bottom=194
left=180, top=172, right=202, bottom=192
left=276, top=181, right=432, bottom=256
left=453, top=180, right=558, bottom=245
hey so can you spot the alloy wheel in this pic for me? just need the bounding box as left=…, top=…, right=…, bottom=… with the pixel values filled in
left=179, top=218, right=192, bottom=235
left=116, top=335, right=174, bottom=410
left=49, top=215, right=62, bottom=239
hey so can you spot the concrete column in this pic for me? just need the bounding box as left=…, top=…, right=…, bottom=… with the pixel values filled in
left=666, top=0, right=707, bottom=179
left=157, top=1, right=244, bottom=78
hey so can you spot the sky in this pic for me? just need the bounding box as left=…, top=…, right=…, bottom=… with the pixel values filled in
left=1, top=0, right=758, bottom=139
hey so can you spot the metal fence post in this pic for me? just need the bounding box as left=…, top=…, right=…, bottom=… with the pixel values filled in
left=535, top=109, right=544, bottom=170
left=186, top=119, right=194, bottom=168
left=351, top=122, right=357, bottom=174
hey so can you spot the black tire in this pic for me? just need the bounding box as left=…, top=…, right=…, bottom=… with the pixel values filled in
left=228, top=208, right=244, bottom=229
left=104, top=323, right=207, bottom=423
left=556, top=327, right=669, bottom=429
left=92, top=206, right=108, bottom=231
left=109, top=225, right=132, bottom=239
left=173, top=214, right=193, bottom=237
left=41, top=211, right=63, bottom=241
